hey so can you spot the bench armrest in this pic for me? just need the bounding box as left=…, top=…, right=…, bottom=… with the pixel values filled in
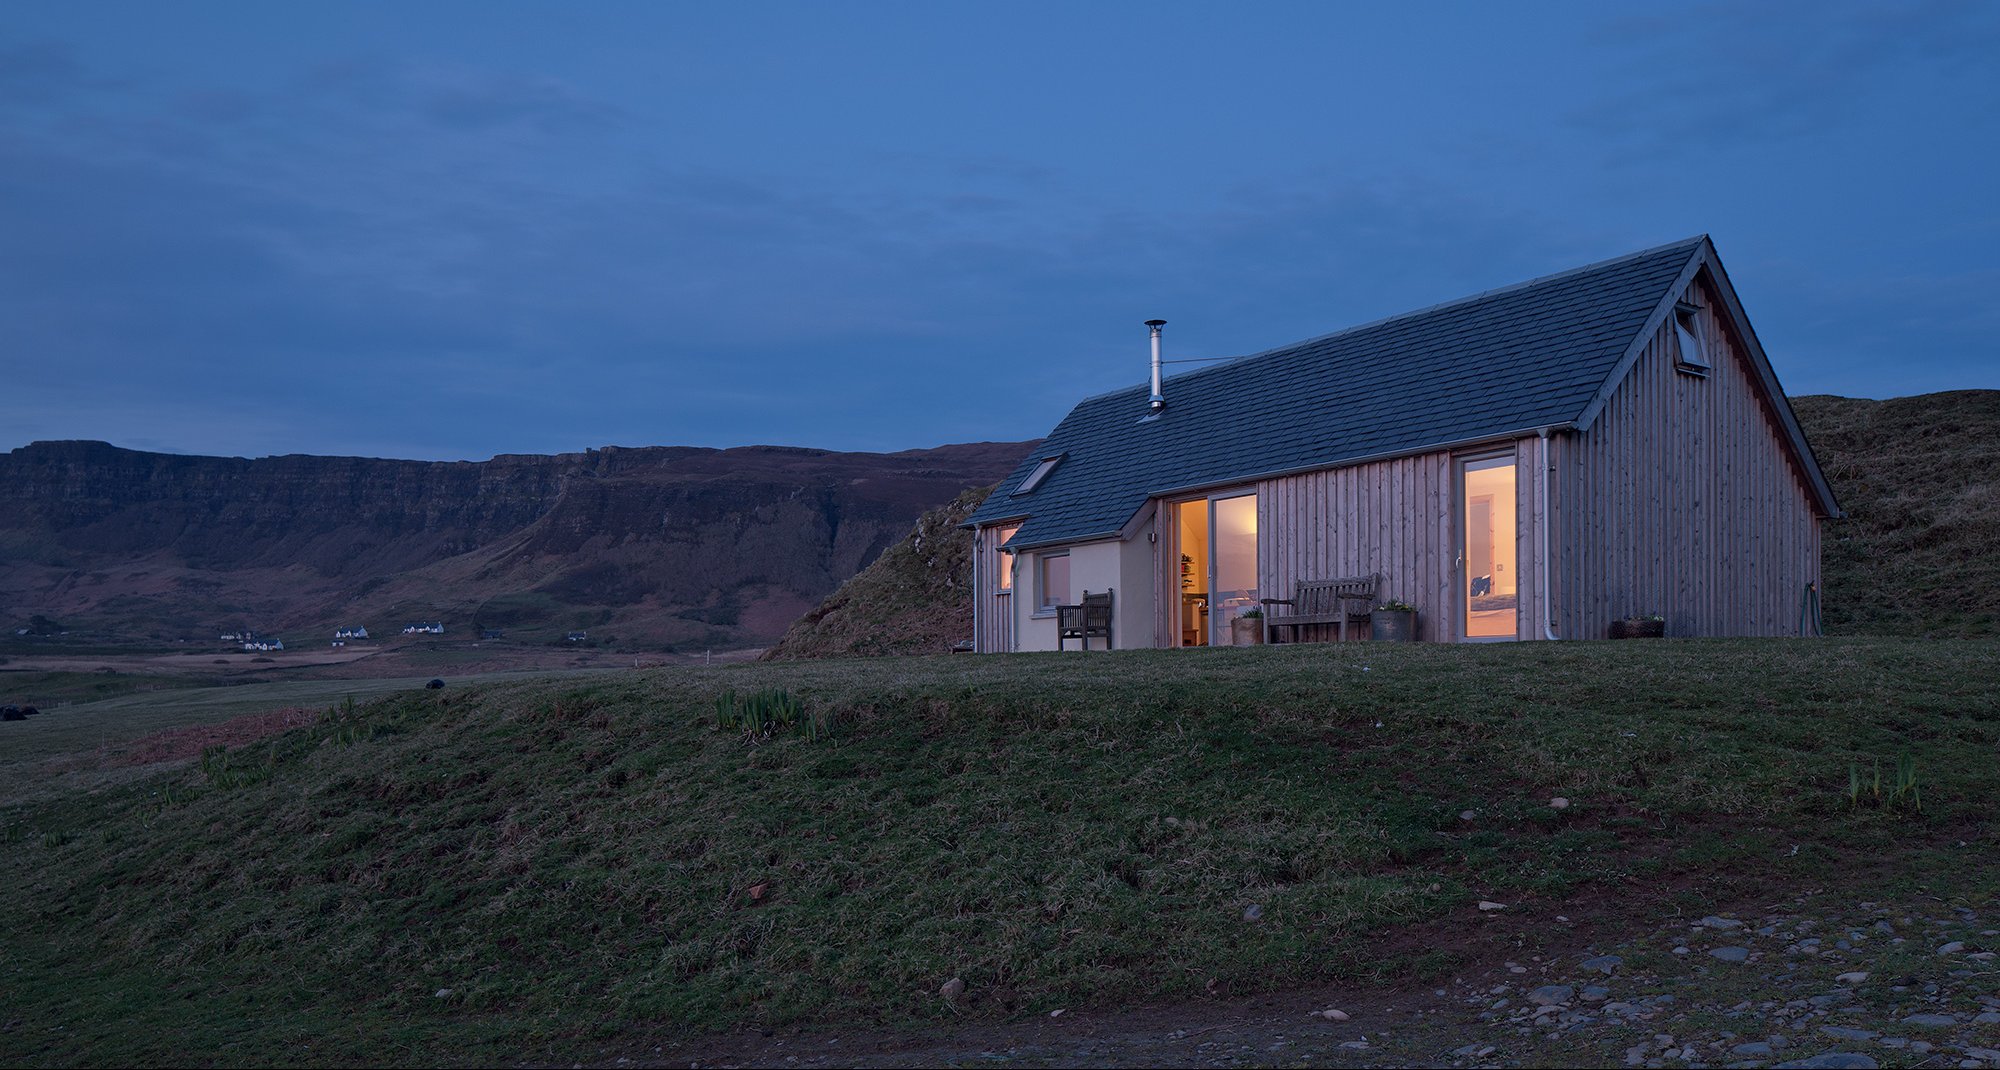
left=1259, top=598, right=1294, bottom=606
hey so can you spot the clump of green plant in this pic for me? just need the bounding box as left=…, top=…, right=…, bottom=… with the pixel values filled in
left=1376, top=600, right=1417, bottom=613
left=199, top=743, right=276, bottom=791
left=1848, top=752, right=1922, bottom=813
left=713, top=688, right=831, bottom=741
left=1239, top=607, right=1263, bottom=619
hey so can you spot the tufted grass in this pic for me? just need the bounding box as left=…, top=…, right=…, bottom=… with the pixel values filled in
left=0, top=637, right=1994, bottom=1065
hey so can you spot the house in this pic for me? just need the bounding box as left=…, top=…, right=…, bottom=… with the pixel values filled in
left=334, top=626, right=369, bottom=640
left=242, top=638, right=285, bottom=652
left=964, top=236, right=1839, bottom=650
left=565, top=631, right=588, bottom=643
left=402, top=622, right=445, bottom=635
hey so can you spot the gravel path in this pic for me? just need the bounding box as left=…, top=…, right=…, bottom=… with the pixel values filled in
left=624, top=887, right=1998, bottom=1069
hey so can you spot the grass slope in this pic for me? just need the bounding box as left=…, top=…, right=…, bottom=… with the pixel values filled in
left=762, top=484, right=993, bottom=660
left=2, top=638, right=1995, bottom=1066
left=1794, top=390, right=2000, bottom=636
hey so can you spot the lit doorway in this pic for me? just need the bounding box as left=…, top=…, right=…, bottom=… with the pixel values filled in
left=1170, top=493, right=1259, bottom=646
left=1459, top=456, right=1518, bottom=640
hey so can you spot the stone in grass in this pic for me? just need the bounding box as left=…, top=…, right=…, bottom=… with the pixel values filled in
left=1243, top=904, right=1264, bottom=922
left=1775, top=1055, right=1878, bottom=1069
left=1478, top=900, right=1507, bottom=911
left=1900, top=1013, right=1957, bottom=1028
left=1698, top=915, right=1744, bottom=930
left=1835, top=971, right=1868, bottom=983
left=1317, top=1008, right=1349, bottom=1021
left=1733, top=1041, right=1776, bottom=1057
left=1937, top=940, right=1966, bottom=954
left=1580, top=954, right=1623, bottom=974
left=1710, top=946, right=1751, bottom=962
left=1818, top=1025, right=1877, bottom=1041
left=1528, top=984, right=1574, bottom=1006
left=939, top=977, right=965, bottom=1001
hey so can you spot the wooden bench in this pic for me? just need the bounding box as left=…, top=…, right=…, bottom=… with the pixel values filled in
left=1057, top=589, right=1113, bottom=651
left=1260, top=575, right=1379, bottom=643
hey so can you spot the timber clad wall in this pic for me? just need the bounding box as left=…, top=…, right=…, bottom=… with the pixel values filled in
left=1255, top=440, right=1549, bottom=643
left=1552, top=275, right=1823, bottom=638
left=972, top=525, right=1014, bottom=652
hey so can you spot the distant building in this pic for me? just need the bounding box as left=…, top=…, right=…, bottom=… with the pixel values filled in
left=401, top=622, right=444, bottom=635
left=565, top=631, right=588, bottom=643
left=334, top=626, right=369, bottom=640
left=242, top=638, right=285, bottom=652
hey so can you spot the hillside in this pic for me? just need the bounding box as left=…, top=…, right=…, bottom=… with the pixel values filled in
left=1792, top=390, right=2000, bottom=636
left=0, top=439, right=1032, bottom=650
left=1, top=638, right=1994, bottom=1065
left=762, top=484, right=994, bottom=660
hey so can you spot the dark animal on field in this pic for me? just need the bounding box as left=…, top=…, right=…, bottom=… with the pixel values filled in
left=426, top=679, right=445, bottom=690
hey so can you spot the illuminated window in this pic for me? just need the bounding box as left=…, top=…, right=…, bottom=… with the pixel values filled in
left=993, top=523, right=1020, bottom=593
left=1038, top=552, right=1070, bottom=612
left=1012, top=455, right=1063, bottom=496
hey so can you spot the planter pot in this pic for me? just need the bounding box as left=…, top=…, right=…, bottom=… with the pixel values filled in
left=1372, top=610, right=1417, bottom=641
left=1231, top=617, right=1265, bottom=646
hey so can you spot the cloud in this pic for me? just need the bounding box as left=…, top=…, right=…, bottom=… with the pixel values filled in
left=1571, top=1, right=2000, bottom=153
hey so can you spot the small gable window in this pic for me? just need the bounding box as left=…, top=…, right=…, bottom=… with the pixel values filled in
left=1012, top=454, right=1063, bottom=496
left=1674, top=301, right=1710, bottom=376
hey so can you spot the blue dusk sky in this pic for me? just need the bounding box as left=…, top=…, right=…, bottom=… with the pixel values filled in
left=1, top=2, right=1995, bottom=461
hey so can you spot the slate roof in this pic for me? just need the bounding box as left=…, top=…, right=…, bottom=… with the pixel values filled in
left=966, top=236, right=1724, bottom=551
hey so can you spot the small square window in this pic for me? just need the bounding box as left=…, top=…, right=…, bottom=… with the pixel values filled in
left=1674, top=303, right=1710, bottom=375
left=1012, top=455, right=1063, bottom=496
left=1038, top=552, right=1070, bottom=612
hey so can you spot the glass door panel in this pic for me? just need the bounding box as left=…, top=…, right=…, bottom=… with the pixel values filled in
left=1460, top=457, right=1518, bottom=640
left=1174, top=500, right=1209, bottom=646
left=1210, top=494, right=1259, bottom=645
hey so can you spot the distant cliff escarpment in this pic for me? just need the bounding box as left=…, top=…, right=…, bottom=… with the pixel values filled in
left=0, top=439, right=1035, bottom=649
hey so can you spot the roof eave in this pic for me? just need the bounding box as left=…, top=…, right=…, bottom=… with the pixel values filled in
left=1143, top=422, right=1579, bottom=502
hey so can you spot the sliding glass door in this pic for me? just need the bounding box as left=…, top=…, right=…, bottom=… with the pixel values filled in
left=1171, top=492, right=1258, bottom=646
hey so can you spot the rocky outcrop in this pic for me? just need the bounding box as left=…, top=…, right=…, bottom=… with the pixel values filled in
left=762, top=484, right=993, bottom=660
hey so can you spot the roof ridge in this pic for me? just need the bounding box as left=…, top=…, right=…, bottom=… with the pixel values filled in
left=1159, top=234, right=1709, bottom=388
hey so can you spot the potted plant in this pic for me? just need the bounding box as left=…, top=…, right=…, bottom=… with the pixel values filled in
left=1231, top=607, right=1265, bottom=646
left=1609, top=614, right=1666, bottom=639
left=1371, top=600, right=1418, bottom=641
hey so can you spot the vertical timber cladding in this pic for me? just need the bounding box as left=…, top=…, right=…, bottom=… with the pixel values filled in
left=972, top=524, right=1016, bottom=653
left=1555, top=273, right=1823, bottom=639
left=1255, top=443, right=1548, bottom=642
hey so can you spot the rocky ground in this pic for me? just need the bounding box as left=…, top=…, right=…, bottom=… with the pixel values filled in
left=627, top=886, right=1997, bottom=1069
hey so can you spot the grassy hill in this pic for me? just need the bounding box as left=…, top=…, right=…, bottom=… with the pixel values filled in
left=1793, top=390, right=2000, bottom=636
left=2, top=637, right=1994, bottom=1065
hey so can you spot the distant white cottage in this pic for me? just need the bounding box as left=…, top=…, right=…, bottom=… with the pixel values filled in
left=334, top=626, right=369, bottom=640
left=242, top=638, right=285, bottom=652
left=402, top=622, right=445, bottom=635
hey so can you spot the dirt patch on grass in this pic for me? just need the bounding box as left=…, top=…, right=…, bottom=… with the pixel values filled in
left=76, top=706, right=319, bottom=771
